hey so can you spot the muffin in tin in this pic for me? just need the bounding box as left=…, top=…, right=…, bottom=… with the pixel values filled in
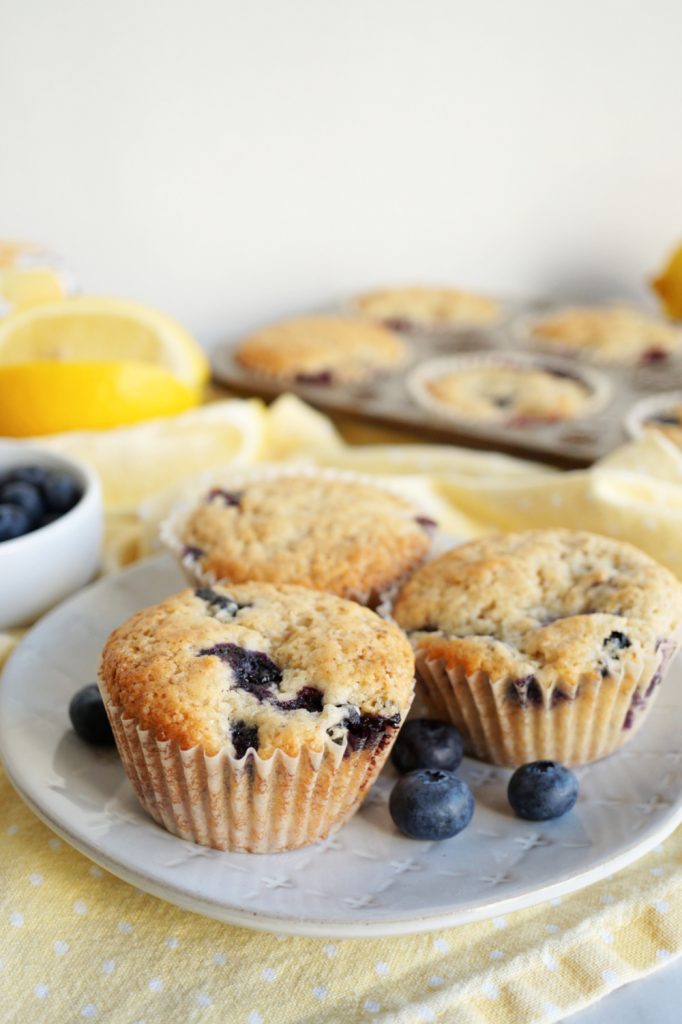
left=626, top=393, right=682, bottom=450
left=353, top=285, right=503, bottom=332
left=161, top=473, right=435, bottom=606
left=234, top=314, right=408, bottom=386
left=409, top=355, right=607, bottom=428
left=100, top=583, right=415, bottom=852
left=523, top=305, right=682, bottom=366
left=393, top=529, right=682, bottom=767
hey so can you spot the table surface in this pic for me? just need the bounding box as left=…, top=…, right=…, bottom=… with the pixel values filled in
left=565, top=956, right=681, bottom=1024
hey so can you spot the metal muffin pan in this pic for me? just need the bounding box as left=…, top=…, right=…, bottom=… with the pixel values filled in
left=212, top=301, right=682, bottom=467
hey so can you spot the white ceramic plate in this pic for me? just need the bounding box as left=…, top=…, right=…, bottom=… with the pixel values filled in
left=2, top=555, right=682, bottom=938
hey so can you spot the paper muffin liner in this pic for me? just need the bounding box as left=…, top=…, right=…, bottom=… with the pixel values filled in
left=624, top=390, right=682, bottom=445
left=159, top=464, right=437, bottom=609
left=406, top=350, right=612, bottom=430
left=412, top=638, right=679, bottom=767
left=100, top=682, right=404, bottom=853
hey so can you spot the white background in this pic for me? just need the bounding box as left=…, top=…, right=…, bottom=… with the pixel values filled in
left=1, top=0, right=681, bottom=347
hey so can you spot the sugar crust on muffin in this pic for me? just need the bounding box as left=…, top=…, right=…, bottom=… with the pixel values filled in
left=354, top=285, right=501, bottom=329
left=166, top=476, right=433, bottom=603
left=235, top=315, right=408, bottom=384
left=100, top=583, right=415, bottom=759
left=393, top=529, right=682, bottom=695
left=529, top=306, right=682, bottom=364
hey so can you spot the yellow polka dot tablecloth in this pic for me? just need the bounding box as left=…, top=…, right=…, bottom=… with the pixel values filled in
left=3, top=394, right=682, bottom=1024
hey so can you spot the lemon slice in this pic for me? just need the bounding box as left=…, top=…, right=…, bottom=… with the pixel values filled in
left=652, top=242, right=682, bottom=320
left=0, top=362, right=198, bottom=436
left=0, top=296, right=209, bottom=390
left=41, top=399, right=267, bottom=511
left=0, top=267, right=68, bottom=312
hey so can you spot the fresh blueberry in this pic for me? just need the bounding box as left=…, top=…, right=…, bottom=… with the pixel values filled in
left=391, top=719, right=464, bottom=774
left=0, top=481, right=44, bottom=526
left=6, top=465, right=52, bottom=489
left=68, top=684, right=116, bottom=746
left=0, top=503, right=31, bottom=542
left=389, top=769, right=474, bottom=840
left=43, top=471, right=81, bottom=515
left=507, top=760, right=578, bottom=821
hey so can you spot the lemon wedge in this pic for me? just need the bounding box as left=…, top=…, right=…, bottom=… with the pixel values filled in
left=0, top=267, right=68, bottom=313
left=0, top=362, right=199, bottom=436
left=0, top=296, right=209, bottom=390
left=652, top=242, right=682, bottom=321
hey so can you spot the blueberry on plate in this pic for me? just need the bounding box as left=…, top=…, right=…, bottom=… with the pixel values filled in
left=68, top=684, right=116, bottom=746
left=0, top=481, right=44, bottom=526
left=43, top=471, right=81, bottom=515
left=0, top=503, right=31, bottom=542
left=389, top=769, right=474, bottom=840
left=391, top=718, right=464, bottom=774
left=507, top=760, right=578, bottom=821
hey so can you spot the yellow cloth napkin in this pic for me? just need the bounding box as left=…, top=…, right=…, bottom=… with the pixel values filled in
left=2, top=395, right=682, bottom=1024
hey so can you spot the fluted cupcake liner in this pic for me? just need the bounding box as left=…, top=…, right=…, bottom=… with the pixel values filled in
left=100, top=685, right=400, bottom=853
left=413, top=640, right=678, bottom=767
left=159, top=464, right=436, bottom=610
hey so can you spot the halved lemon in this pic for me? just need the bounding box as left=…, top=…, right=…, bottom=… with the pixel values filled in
left=0, top=296, right=209, bottom=391
left=652, top=242, right=682, bottom=320
left=0, top=362, right=199, bottom=436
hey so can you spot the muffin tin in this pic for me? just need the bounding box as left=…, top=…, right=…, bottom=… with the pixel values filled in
left=212, top=300, right=682, bottom=467
left=625, top=390, right=682, bottom=448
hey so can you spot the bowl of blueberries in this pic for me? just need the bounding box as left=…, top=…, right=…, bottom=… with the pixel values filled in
left=0, top=440, right=102, bottom=629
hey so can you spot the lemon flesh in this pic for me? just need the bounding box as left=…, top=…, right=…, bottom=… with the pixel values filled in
left=0, top=297, right=209, bottom=390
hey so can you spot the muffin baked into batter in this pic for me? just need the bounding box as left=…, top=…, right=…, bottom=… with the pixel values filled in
left=421, top=363, right=596, bottom=425
left=642, top=405, right=682, bottom=448
left=163, top=475, right=434, bottom=605
left=235, top=315, right=408, bottom=385
left=393, top=529, right=682, bottom=765
left=529, top=306, right=682, bottom=365
left=353, top=285, right=502, bottom=331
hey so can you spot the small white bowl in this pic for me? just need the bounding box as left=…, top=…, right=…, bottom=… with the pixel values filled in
left=0, top=441, right=102, bottom=629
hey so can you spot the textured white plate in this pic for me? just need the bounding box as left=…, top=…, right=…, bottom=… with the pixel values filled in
left=2, top=554, right=682, bottom=938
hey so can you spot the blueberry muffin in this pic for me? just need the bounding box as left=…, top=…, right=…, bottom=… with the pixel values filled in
left=99, top=583, right=415, bottom=852
left=415, top=362, right=598, bottom=426
left=234, top=315, right=408, bottom=385
left=393, top=530, right=682, bottom=766
left=353, top=285, right=502, bottom=331
left=641, top=404, right=682, bottom=449
left=528, top=306, right=682, bottom=365
left=161, top=474, right=435, bottom=606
